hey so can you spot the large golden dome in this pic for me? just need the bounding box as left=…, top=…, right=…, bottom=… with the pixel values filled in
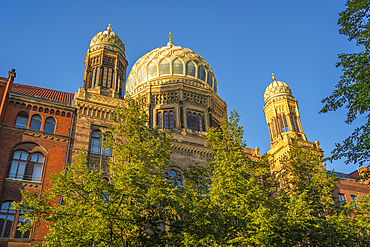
left=89, top=24, right=125, bottom=57
left=264, top=74, right=293, bottom=104
left=126, top=40, right=218, bottom=96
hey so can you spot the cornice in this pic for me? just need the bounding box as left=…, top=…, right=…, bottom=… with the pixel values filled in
left=9, top=93, right=75, bottom=111
left=0, top=124, right=71, bottom=140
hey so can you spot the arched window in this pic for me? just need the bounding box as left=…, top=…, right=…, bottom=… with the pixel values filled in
left=147, top=62, right=158, bottom=78
left=173, top=59, right=183, bottom=74
left=198, top=114, right=202, bottom=131
left=15, top=112, right=28, bottom=128
left=137, top=66, right=146, bottom=83
left=90, top=131, right=112, bottom=156
left=91, top=131, right=102, bottom=155
left=165, top=169, right=182, bottom=188
left=157, top=112, right=163, bottom=130
left=279, top=114, right=289, bottom=133
left=169, top=112, right=174, bottom=129
left=164, top=112, right=168, bottom=129
left=207, top=71, right=212, bottom=87
left=188, top=111, right=202, bottom=131
left=30, top=115, right=42, bottom=131
left=102, top=134, right=112, bottom=157
left=0, top=201, right=15, bottom=238
left=8, top=150, right=45, bottom=182
left=187, top=112, right=192, bottom=129
left=44, top=117, right=56, bottom=134
left=290, top=114, right=299, bottom=132
left=197, top=66, right=205, bottom=81
left=157, top=110, right=174, bottom=129
left=159, top=59, right=170, bottom=75
left=192, top=113, right=197, bottom=130
left=14, top=210, right=30, bottom=239
left=186, top=61, right=196, bottom=77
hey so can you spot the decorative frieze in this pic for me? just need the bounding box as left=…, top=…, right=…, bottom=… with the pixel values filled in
left=184, top=91, right=207, bottom=108
left=213, top=102, right=224, bottom=119
left=151, top=91, right=179, bottom=105
left=103, top=55, right=116, bottom=66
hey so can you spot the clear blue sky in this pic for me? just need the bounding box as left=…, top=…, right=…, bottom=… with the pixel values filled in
left=0, top=0, right=362, bottom=173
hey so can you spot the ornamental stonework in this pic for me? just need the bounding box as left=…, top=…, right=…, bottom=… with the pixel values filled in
left=183, top=91, right=207, bottom=108
left=151, top=91, right=179, bottom=105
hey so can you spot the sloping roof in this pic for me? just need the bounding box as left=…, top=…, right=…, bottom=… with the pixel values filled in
left=10, top=83, right=75, bottom=105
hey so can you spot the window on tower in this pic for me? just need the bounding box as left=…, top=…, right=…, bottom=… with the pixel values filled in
left=157, top=110, right=175, bottom=129
left=278, top=114, right=289, bottom=133
left=290, top=113, right=299, bottom=132
left=187, top=111, right=203, bottom=131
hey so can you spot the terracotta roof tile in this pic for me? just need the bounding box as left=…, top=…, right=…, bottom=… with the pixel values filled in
left=10, top=83, right=74, bottom=105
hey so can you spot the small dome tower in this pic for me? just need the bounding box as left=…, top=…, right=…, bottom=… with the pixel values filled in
left=83, top=24, right=128, bottom=98
left=263, top=74, right=306, bottom=148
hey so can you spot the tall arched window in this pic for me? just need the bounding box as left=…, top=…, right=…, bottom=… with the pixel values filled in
left=14, top=210, right=30, bottom=239
left=188, top=111, right=202, bottom=131
left=157, top=110, right=174, bottom=129
left=15, top=112, right=28, bottom=128
left=187, top=112, right=192, bottom=129
left=157, top=112, right=163, bottom=129
left=198, top=114, right=202, bottom=131
left=279, top=114, right=289, bottom=133
left=290, top=114, right=299, bottom=132
left=169, top=112, right=174, bottom=129
left=164, top=112, right=169, bottom=129
left=159, top=59, right=170, bottom=75
left=186, top=61, right=196, bottom=77
left=207, top=71, right=212, bottom=87
left=173, top=59, right=183, bottom=74
left=0, top=201, right=15, bottom=238
left=44, top=117, right=56, bottom=134
left=91, top=131, right=102, bottom=155
left=30, top=115, right=42, bottom=131
left=197, top=65, right=206, bottom=81
left=8, top=150, right=45, bottom=182
left=102, top=134, right=112, bottom=157
left=90, top=131, right=112, bottom=156
left=192, top=113, right=197, bottom=130
left=147, top=62, right=158, bottom=78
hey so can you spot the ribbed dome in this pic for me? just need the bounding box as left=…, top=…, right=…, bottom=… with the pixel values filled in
left=89, top=24, right=125, bottom=57
left=126, top=44, right=218, bottom=95
left=264, top=74, right=293, bottom=103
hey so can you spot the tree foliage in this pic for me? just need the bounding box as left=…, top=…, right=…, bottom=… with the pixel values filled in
left=13, top=102, right=370, bottom=246
left=14, top=98, right=177, bottom=247
left=320, top=0, right=370, bottom=166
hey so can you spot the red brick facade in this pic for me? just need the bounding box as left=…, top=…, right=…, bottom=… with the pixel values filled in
left=0, top=70, right=74, bottom=246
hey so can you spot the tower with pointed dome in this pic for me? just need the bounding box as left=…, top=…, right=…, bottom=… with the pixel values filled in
left=263, top=74, right=322, bottom=173
left=83, top=24, right=128, bottom=99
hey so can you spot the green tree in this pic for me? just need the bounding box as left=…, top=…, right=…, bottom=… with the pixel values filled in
left=14, top=98, right=177, bottom=247
left=320, top=0, right=370, bottom=167
left=172, top=110, right=275, bottom=246
left=274, top=140, right=364, bottom=246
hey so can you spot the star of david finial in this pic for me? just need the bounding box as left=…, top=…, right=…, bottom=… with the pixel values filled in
left=272, top=73, right=276, bottom=82
left=167, top=32, right=174, bottom=46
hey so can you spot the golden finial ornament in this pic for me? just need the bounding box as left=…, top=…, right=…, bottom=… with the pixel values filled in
left=167, top=32, right=174, bottom=46
left=107, top=23, right=112, bottom=32
left=272, top=73, right=276, bottom=82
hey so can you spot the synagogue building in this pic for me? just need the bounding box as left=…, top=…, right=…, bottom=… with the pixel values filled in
left=0, top=25, right=368, bottom=246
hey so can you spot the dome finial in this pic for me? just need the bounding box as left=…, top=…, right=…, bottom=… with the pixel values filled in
left=107, top=23, right=112, bottom=32
left=272, top=73, right=276, bottom=82
left=167, top=32, right=174, bottom=46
